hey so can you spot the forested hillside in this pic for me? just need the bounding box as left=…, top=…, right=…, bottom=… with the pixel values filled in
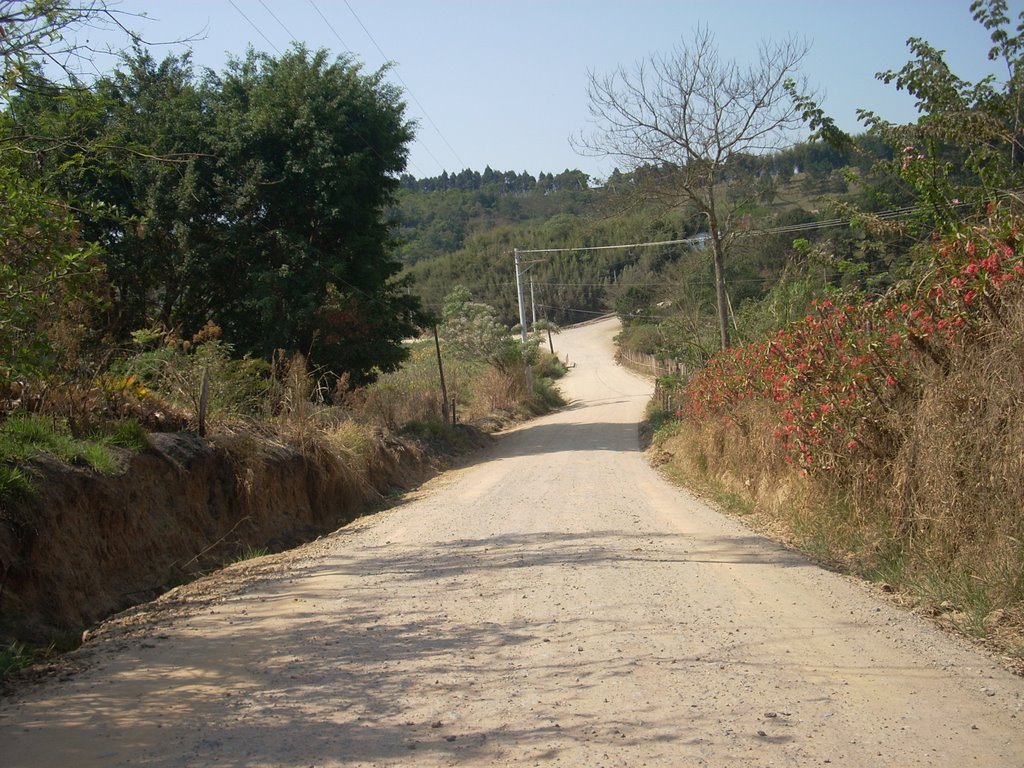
left=395, top=135, right=898, bottom=362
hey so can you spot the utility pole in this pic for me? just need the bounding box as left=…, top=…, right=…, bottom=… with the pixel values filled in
left=514, top=248, right=529, bottom=343
left=529, top=276, right=537, bottom=331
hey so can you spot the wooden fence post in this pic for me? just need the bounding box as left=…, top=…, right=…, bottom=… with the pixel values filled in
left=433, top=325, right=449, bottom=423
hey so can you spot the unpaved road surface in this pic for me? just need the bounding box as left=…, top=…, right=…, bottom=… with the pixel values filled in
left=2, top=317, right=1023, bottom=767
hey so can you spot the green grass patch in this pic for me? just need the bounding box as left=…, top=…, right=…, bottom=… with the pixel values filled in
left=0, top=414, right=150, bottom=501
left=863, top=542, right=908, bottom=586
left=0, top=414, right=146, bottom=472
left=0, top=414, right=113, bottom=470
left=645, top=407, right=679, bottom=436
left=0, top=631, right=82, bottom=681
left=899, top=566, right=996, bottom=638
left=93, top=419, right=149, bottom=452
left=0, top=641, right=34, bottom=679
left=710, top=488, right=755, bottom=516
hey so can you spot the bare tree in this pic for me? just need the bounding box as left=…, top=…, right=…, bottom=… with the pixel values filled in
left=575, top=27, right=811, bottom=349
left=1, top=1, right=141, bottom=88
left=0, top=1, right=202, bottom=98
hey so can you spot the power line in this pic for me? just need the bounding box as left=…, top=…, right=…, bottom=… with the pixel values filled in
left=258, top=0, right=298, bottom=43
left=227, top=0, right=281, bottom=54
left=536, top=305, right=611, bottom=318
left=515, top=195, right=1001, bottom=257
left=514, top=206, right=911, bottom=256
left=517, top=236, right=707, bottom=255
left=308, top=0, right=350, bottom=50
left=232, top=0, right=430, bottom=179
left=342, top=0, right=466, bottom=171
left=307, top=0, right=427, bottom=178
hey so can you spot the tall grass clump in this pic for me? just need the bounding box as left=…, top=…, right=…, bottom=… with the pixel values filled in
left=661, top=208, right=1024, bottom=644
left=344, top=327, right=565, bottom=432
left=342, top=341, right=469, bottom=430
left=0, top=465, right=34, bottom=501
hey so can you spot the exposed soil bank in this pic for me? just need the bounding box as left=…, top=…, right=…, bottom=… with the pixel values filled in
left=0, top=426, right=488, bottom=645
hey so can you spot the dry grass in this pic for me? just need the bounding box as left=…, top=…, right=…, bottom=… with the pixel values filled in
left=470, top=365, right=528, bottom=417
left=654, top=294, right=1024, bottom=658
left=879, top=293, right=1024, bottom=616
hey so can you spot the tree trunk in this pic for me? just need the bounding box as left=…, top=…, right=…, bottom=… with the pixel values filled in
left=708, top=215, right=730, bottom=350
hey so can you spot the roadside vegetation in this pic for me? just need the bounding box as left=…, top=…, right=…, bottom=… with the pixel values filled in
left=2, top=0, right=1023, bottom=669
left=621, top=1, right=1024, bottom=662
left=0, top=2, right=567, bottom=676
left=0, top=3, right=563, bottom=505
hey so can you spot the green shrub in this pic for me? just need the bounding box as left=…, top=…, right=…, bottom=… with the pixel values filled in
left=117, top=338, right=272, bottom=422
left=530, top=376, right=566, bottom=413
left=534, top=351, right=567, bottom=380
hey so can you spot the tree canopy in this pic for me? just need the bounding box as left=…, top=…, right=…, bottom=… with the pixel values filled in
left=3, top=26, right=424, bottom=385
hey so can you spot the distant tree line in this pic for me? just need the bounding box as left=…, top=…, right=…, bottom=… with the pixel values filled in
left=400, top=167, right=592, bottom=194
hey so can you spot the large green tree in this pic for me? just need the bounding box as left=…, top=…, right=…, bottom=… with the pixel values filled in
left=9, top=43, right=424, bottom=385
left=206, top=46, right=422, bottom=382
left=0, top=1, right=125, bottom=384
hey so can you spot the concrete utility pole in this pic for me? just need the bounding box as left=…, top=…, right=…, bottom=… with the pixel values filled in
left=514, top=249, right=546, bottom=341
left=514, top=249, right=529, bottom=343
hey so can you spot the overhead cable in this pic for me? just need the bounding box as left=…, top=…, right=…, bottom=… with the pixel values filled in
left=308, top=0, right=350, bottom=50
left=258, top=0, right=298, bottom=43
left=342, top=0, right=466, bottom=171
left=308, top=0, right=434, bottom=176
left=227, top=0, right=281, bottom=54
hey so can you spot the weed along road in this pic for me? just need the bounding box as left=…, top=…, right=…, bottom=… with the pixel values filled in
left=2, top=317, right=1023, bottom=767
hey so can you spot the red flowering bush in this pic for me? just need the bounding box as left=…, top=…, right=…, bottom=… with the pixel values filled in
left=657, top=210, right=1024, bottom=639
left=679, top=210, right=1024, bottom=475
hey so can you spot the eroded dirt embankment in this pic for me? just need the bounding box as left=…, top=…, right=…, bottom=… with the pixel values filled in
left=0, top=428, right=484, bottom=645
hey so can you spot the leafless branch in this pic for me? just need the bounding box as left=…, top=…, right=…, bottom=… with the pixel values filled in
left=571, top=26, right=814, bottom=350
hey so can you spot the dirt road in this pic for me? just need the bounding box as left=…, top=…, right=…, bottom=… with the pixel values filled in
left=2, top=317, right=1022, bottom=767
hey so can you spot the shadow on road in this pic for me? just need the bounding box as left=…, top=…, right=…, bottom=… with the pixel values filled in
left=21, top=528, right=953, bottom=767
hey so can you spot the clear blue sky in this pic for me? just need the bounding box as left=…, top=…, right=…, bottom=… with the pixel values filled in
left=79, top=0, right=1022, bottom=181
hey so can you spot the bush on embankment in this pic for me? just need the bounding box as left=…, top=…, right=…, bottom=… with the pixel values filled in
left=655, top=209, right=1024, bottom=657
